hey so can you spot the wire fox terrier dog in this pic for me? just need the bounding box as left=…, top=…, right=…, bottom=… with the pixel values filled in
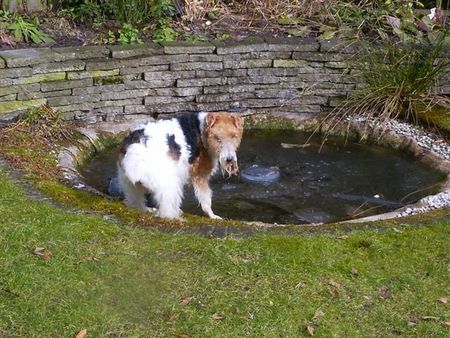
left=117, top=112, right=244, bottom=219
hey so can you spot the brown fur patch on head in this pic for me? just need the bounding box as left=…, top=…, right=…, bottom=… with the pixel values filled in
left=204, top=112, right=244, bottom=176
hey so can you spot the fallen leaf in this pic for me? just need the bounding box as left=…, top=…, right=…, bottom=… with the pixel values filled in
left=444, top=321, right=450, bottom=328
left=180, top=296, right=192, bottom=306
left=329, top=288, right=339, bottom=298
left=336, top=235, right=348, bottom=240
left=313, top=309, right=325, bottom=324
left=329, top=280, right=342, bottom=289
left=363, top=296, right=372, bottom=301
left=422, top=316, right=439, bottom=321
left=32, top=247, right=53, bottom=260
left=393, top=227, right=403, bottom=233
left=75, top=329, right=87, bottom=338
left=438, top=297, right=448, bottom=304
left=351, top=267, right=358, bottom=276
left=306, top=324, right=314, bottom=336
left=211, top=313, right=225, bottom=320
left=407, top=321, right=417, bottom=328
left=42, top=252, right=53, bottom=260
left=32, top=247, right=45, bottom=255
left=378, top=285, right=392, bottom=300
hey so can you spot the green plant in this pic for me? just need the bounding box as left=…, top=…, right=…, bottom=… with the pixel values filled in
left=74, top=0, right=102, bottom=25
left=118, top=23, right=143, bottom=44
left=150, top=0, right=177, bottom=42
left=106, top=0, right=152, bottom=26
left=7, top=14, right=53, bottom=44
left=152, top=24, right=177, bottom=41
left=321, top=31, right=449, bottom=138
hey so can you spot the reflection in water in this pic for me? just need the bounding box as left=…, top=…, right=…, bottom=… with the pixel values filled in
left=79, top=129, right=446, bottom=224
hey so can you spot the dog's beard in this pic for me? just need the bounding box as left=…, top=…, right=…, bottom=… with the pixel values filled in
left=220, top=160, right=239, bottom=178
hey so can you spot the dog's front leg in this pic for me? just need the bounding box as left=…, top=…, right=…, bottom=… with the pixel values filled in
left=192, top=178, right=222, bottom=220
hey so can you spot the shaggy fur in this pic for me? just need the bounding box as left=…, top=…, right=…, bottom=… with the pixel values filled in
left=117, top=112, right=244, bottom=219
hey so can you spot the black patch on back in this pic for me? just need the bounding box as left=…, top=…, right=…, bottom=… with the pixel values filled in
left=177, top=113, right=202, bottom=164
left=120, top=128, right=144, bottom=155
left=166, top=134, right=181, bottom=160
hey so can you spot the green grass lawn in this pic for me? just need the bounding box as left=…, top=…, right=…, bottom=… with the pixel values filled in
left=0, top=168, right=449, bottom=337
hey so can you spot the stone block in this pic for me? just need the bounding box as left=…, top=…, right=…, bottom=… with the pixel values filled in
left=144, top=102, right=197, bottom=113
left=319, top=39, right=359, bottom=53
left=195, top=69, right=246, bottom=78
left=67, top=69, right=120, bottom=80
left=125, top=79, right=176, bottom=89
left=41, top=78, right=93, bottom=92
left=154, top=87, right=203, bottom=96
left=0, top=83, right=40, bottom=96
left=108, top=42, right=163, bottom=58
left=0, top=58, right=5, bottom=68
left=48, top=94, right=101, bottom=106
left=0, top=79, right=12, bottom=86
left=170, top=62, right=223, bottom=71
left=177, top=77, right=226, bottom=87
left=0, top=94, right=16, bottom=102
left=124, top=105, right=148, bottom=114
left=196, top=92, right=255, bottom=103
left=93, top=106, right=125, bottom=115
left=189, top=54, right=223, bottom=62
left=195, top=102, right=232, bottom=112
left=0, top=67, right=33, bottom=79
left=95, top=98, right=143, bottom=108
left=255, top=89, right=300, bottom=99
left=214, top=37, right=268, bottom=55
left=273, top=59, right=308, bottom=68
left=0, top=98, right=46, bottom=114
left=85, top=59, right=123, bottom=71
left=32, top=60, right=85, bottom=74
left=18, top=89, right=71, bottom=100
left=203, top=84, right=256, bottom=94
left=0, top=48, right=56, bottom=67
left=161, top=41, right=216, bottom=54
left=240, top=98, right=282, bottom=108
left=13, top=72, right=66, bottom=85
left=325, top=61, right=349, bottom=69
left=265, top=37, right=319, bottom=52
left=227, top=76, right=280, bottom=85
left=224, top=59, right=272, bottom=69
left=120, top=64, right=169, bottom=75
left=72, top=84, right=125, bottom=95
left=292, top=51, right=347, bottom=62
left=101, top=89, right=155, bottom=100
left=52, top=103, right=94, bottom=113
left=53, top=46, right=110, bottom=61
left=144, top=70, right=195, bottom=81
left=144, top=96, right=195, bottom=105
left=139, top=54, right=189, bottom=66
left=241, top=51, right=293, bottom=60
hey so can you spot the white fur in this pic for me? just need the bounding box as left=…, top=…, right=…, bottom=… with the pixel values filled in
left=117, top=115, right=222, bottom=220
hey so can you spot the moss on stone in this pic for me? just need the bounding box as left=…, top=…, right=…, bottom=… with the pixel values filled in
left=67, top=69, right=120, bottom=80
left=0, top=98, right=47, bottom=114
left=14, top=72, right=66, bottom=85
left=93, top=75, right=124, bottom=86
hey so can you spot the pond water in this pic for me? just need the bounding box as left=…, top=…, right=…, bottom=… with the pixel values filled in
left=79, top=129, right=446, bottom=224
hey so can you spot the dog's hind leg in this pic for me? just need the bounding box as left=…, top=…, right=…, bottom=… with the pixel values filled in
left=192, top=178, right=222, bottom=220
left=145, top=177, right=184, bottom=219
left=118, top=167, right=148, bottom=211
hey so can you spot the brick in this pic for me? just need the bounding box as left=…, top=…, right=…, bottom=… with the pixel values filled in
left=0, top=58, right=5, bottom=68
left=196, top=92, right=255, bottom=103
left=144, top=71, right=195, bottom=81
left=120, top=64, right=168, bottom=75
left=18, top=89, right=71, bottom=100
left=214, top=37, right=268, bottom=55
left=241, top=51, right=293, bottom=59
left=0, top=67, right=32, bottom=79
left=162, top=41, right=216, bottom=54
left=170, top=62, right=223, bottom=71
left=101, top=89, right=155, bottom=100
left=139, top=54, right=189, bottom=66
left=195, top=69, right=246, bottom=78
left=52, top=103, right=94, bottom=112
left=177, top=78, right=226, bottom=87
left=93, top=106, right=125, bottom=115
left=240, top=98, right=282, bottom=108
left=48, top=94, right=101, bottom=106
left=195, top=102, right=232, bottom=112
left=326, top=61, right=349, bottom=69
left=53, top=46, right=110, bottom=61
left=13, top=72, right=66, bottom=85
left=67, top=69, right=120, bottom=80
left=72, top=84, right=125, bottom=95
left=125, top=79, right=176, bottom=89
left=32, top=60, right=85, bottom=74
left=155, top=87, right=203, bottom=96
left=144, top=96, right=195, bottom=105
left=265, top=37, right=319, bottom=52
left=41, top=79, right=92, bottom=92
left=0, top=48, right=56, bottom=67
left=255, top=89, right=300, bottom=99
left=227, top=76, right=279, bottom=85
left=108, top=42, right=163, bottom=58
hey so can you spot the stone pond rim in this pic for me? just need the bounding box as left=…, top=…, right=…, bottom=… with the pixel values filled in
left=57, top=113, right=450, bottom=230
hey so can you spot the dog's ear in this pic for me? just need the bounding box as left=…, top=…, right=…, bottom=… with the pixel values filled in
left=232, top=114, right=244, bottom=130
left=205, top=113, right=217, bottom=130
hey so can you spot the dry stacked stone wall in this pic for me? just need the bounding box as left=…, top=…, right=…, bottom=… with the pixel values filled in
left=0, top=37, right=448, bottom=123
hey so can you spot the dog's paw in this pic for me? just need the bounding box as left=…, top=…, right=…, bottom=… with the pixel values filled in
left=209, top=214, right=223, bottom=220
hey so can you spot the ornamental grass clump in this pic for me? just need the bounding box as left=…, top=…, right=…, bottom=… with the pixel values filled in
left=322, top=31, right=449, bottom=139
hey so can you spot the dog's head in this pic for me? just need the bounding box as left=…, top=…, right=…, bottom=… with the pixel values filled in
left=204, top=112, right=244, bottom=177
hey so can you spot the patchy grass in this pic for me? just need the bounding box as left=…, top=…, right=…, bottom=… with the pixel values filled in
left=0, top=169, right=449, bottom=336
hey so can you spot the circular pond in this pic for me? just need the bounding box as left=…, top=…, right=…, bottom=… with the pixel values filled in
left=79, top=129, right=447, bottom=224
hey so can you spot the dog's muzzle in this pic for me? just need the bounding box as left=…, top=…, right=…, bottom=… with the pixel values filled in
left=219, top=153, right=239, bottom=177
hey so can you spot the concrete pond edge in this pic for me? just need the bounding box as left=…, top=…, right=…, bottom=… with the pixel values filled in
left=57, top=112, right=450, bottom=230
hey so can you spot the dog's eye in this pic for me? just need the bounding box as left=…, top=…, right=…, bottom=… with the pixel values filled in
left=213, top=135, right=221, bottom=143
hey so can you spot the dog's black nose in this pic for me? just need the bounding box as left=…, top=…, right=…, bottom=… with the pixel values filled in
left=226, top=157, right=234, bottom=163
